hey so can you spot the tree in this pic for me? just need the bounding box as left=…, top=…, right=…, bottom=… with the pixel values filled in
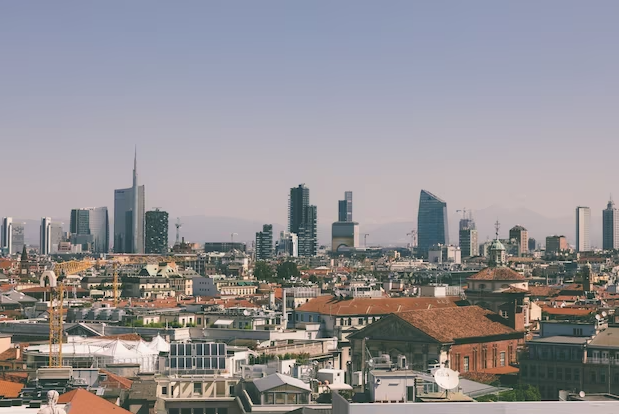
left=254, top=261, right=274, bottom=280
left=277, top=261, right=300, bottom=280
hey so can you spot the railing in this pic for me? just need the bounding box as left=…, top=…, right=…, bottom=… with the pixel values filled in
left=587, top=358, right=619, bottom=365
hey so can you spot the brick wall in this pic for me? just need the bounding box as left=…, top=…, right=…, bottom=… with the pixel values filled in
left=449, top=339, right=521, bottom=374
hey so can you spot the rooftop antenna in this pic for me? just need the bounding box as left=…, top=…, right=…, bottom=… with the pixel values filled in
left=175, top=218, right=182, bottom=245
left=494, top=219, right=500, bottom=240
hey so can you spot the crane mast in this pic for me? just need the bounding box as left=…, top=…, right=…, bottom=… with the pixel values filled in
left=48, top=282, right=64, bottom=367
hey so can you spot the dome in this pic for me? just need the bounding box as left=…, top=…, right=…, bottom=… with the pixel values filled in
left=489, top=239, right=505, bottom=251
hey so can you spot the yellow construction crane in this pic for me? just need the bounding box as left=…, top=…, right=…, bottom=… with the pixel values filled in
left=113, top=262, right=119, bottom=307
left=53, top=258, right=97, bottom=275
left=43, top=270, right=64, bottom=368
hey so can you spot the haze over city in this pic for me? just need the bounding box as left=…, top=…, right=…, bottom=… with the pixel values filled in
left=2, top=1, right=619, bottom=241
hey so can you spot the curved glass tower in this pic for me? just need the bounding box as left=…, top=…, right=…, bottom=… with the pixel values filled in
left=417, top=189, right=448, bottom=257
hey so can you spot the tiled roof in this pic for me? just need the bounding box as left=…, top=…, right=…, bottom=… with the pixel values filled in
left=396, top=306, right=520, bottom=343
left=501, top=287, right=529, bottom=294
left=0, top=348, right=18, bottom=361
left=295, top=295, right=459, bottom=316
left=0, top=379, right=23, bottom=398
left=528, top=286, right=560, bottom=297
left=541, top=307, right=594, bottom=316
left=100, top=370, right=134, bottom=389
left=21, top=286, right=88, bottom=293
left=467, top=267, right=525, bottom=281
left=59, top=388, right=132, bottom=413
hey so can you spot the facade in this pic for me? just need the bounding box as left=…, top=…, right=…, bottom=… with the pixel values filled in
left=11, top=223, right=24, bottom=255
left=1, top=217, right=12, bottom=255
left=145, top=208, right=169, bottom=254
left=417, top=190, right=448, bottom=257
left=69, top=207, right=109, bottom=253
left=575, top=206, right=591, bottom=252
left=114, top=152, right=145, bottom=253
left=428, top=244, right=461, bottom=264
left=528, top=237, right=536, bottom=251
left=204, top=242, right=246, bottom=253
left=508, top=225, right=529, bottom=256
left=331, top=221, right=360, bottom=252
left=275, top=231, right=298, bottom=257
left=458, top=215, right=478, bottom=258
left=602, top=198, right=619, bottom=250
left=338, top=191, right=353, bottom=222
left=255, top=224, right=274, bottom=260
left=289, top=184, right=318, bottom=257
left=50, top=222, right=64, bottom=253
left=546, top=235, right=568, bottom=256
left=40, top=217, right=52, bottom=255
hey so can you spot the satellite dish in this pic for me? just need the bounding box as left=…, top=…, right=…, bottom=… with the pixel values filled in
left=243, top=310, right=250, bottom=316
left=602, top=311, right=608, bottom=318
left=579, top=391, right=586, bottom=398
left=596, top=314, right=601, bottom=320
left=434, top=367, right=460, bottom=390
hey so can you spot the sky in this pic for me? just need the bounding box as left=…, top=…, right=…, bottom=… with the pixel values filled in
left=2, top=1, right=619, bottom=228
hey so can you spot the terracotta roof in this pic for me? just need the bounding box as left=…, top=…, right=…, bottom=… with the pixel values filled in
left=59, top=388, right=132, bottom=413
left=467, top=267, right=525, bottom=281
left=528, top=286, right=560, bottom=297
left=295, top=295, right=459, bottom=316
left=480, top=365, right=519, bottom=375
left=0, top=285, right=13, bottom=292
left=501, top=287, right=529, bottom=294
left=0, top=348, right=18, bottom=361
left=396, top=306, right=520, bottom=343
left=541, top=307, right=594, bottom=316
left=21, top=286, right=88, bottom=293
left=100, top=370, right=133, bottom=389
left=0, top=379, right=23, bottom=398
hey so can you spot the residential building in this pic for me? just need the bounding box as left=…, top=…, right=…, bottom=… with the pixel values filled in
left=576, top=206, right=591, bottom=252
left=70, top=207, right=109, bottom=253
left=276, top=231, right=298, bottom=257
left=289, top=184, right=318, bottom=257
left=459, top=214, right=478, bottom=258
left=428, top=244, right=461, bottom=264
left=603, top=198, right=619, bottom=250
left=349, top=306, right=524, bottom=374
left=122, top=276, right=175, bottom=299
left=1, top=217, right=12, bottom=255
left=338, top=191, right=353, bottom=222
left=168, top=274, right=194, bottom=296
left=114, top=151, right=145, bottom=253
left=509, top=225, right=529, bottom=256
left=417, top=190, right=448, bottom=257
left=40, top=217, right=52, bottom=255
left=145, top=208, right=169, bottom=254
left=192, top=276, right=257, bottom=297
left=255, top=224, right=274, bottom=260
left=155, top=373, right=241, bottom=414
left=546, top=235, right=569, bottom=256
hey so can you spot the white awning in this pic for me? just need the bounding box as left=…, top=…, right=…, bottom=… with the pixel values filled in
left=213, top=319, right=234, bottom=325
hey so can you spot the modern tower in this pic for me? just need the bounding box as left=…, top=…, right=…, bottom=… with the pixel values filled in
left=338, top=191, right=353, bottom=222
left=114, top=150, right=145, bottom=253
left=40, top=217, right=52, bottom=255
left=289, top=184, right=318, bottom=257
left=603, top=198, right=619, bottom=251
left=417, top=190, right=449, bottom=257
left=70, top=207, right=109, bottom=253
left=509, top=225, right=529, bottom=256
left=458, top=213, right=478, bottom=258
left=255, top=224, right=274, bottom=260
left=575, top=206, right=591, bottom=253
left=145, top=208, right=169, bottom=254
left=1, top=217, right=12, bottom=255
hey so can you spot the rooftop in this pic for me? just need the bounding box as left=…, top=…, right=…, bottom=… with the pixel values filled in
left=589, top=327, right=619, bottom=348
left=295, top=295, right=459, bottom=316
left=528, top=336, right=589, bottom=345
left=59, top=388, right=132, bottom=413
left=467, top=267, right=526, bottom=281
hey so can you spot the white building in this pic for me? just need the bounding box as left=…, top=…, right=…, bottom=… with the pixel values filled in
left=576, top=206, right=591, bottom=252
left=40, top=217, right=52, bottom=255
left=428, top=244, right=461, bottom=265
left=1, top=217, right=12, bottom=255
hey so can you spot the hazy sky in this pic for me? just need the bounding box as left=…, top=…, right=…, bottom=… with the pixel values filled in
left=2, top=1, right=619, bottom=227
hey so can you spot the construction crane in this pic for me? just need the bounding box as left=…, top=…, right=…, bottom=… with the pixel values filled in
left=175, top=217, right=183, bottom=245
left=456, top=208, right=468, bottom=220
left=113, top=262, right=119, bottom=307
left=363, top=233, right=370, bottom=248
left=406, top=229, right=417, bottom=248
left=44, top=270, right=64, bottom=368
left=53, top=259, right=97, bottom=275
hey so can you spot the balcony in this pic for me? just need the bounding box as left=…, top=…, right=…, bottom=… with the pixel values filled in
left=587, top=358, right=619, bottom=365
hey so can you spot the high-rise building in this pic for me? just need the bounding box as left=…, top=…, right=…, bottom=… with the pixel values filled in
left=338, top=191, right=353, bottom=222
left=12, top=224, right=24, bottom=255
left=603, top=198, right=619, bottom=251
left=40, top=217, right=52, bottom=255
left=1, top=217, right=12, bottom=255
left=509, top=225, right=529, bottom=256
left=458, top=214, right=478, bottom=258
left=417, top=190, right=448, bottom=257
left=114, top=150, right=145, bottom=253
left=546, top=235, right=568, bottom=256
left=69, top=207, right=109, bottom=253
left=145, top=208, right=169, bottom=254
left=528, top=238, right=537, bottom=251
left=575, top=206, right=591, bottom=253
left=289, top=184, right=318, bottom=257
left=276, top=231, right=298, bottom=257
left=50, top=223, right=64, bottom=253
left=255, top=224, right=274, bottom=260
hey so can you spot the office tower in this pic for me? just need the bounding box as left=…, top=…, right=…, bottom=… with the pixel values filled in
left=1, top=217, right=12, bottom=255
left=417, top=190, right=449, bottom=257
left=509, top=225, right=529, bottom=256
left=70, top=207, right=109, bottom=253
left=528, top=238, right=537, bottom=251
left=338, top=191, right=353, bottom=222
left=50, top=223, right=64, bottom=253
left=255, top=224, right=274, bottom=260
left=458, top=214, right=478, bottom=258
left=114, top=150, right=145, bottom=253
left=276, top=231, right=298, bottom=257
left=575, top=206, right=591, bottom=253
left=546, top=235, right=568, bottom=256
left=289, top=184, right=318, bottom=257
left=12, top=224, right=24, bottom=255
left=603, top=198, right=619, bottom=250
left=145, top=208, right=169, bottom=254
left=40, top=217, right=52, bottom=255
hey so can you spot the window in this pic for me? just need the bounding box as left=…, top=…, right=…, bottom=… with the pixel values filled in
left=169, top=409, right=180, bottom=414
left=482, top=349, right=488, bottom=369
left=493, top=348, right=497, bottom=367
left=454, top=353, right=461, bottom=372
left=479, top=284, right=486, bottom=290
left=171, top=386, right=175, bottom=396
left=521, top=364, right=528, bottom=377
left=573, top=328, right=583, bottom=336
left=547, top=367, right=554, bottom=379
left=500, top=352, right=506, bottom=367
left=194, top=383, right=202, bottom=395
left=463, top=356, right=469, bottom=373
left=556, top=367, right=563, bottom=380
left=161, top=386, right=168, bottom=395
left=574, top=368, right=580, bottom=381
left=358, top=318, right=364, bottom=325
left=614, top=373, right=619, bottom=384
left=229, top=385, right=236, bottom=396
left=219, top=408, right=228, bottom=414
left=591, top=371, right=597, bottom=383
left=531, top=365, right=537, bottom=377
left=600, top=370, right=606, bottom=384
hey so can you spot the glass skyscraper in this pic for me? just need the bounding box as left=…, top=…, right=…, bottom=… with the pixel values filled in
left=114, top=151, right=145, bottom=253
left=255, top=224, right=274, bottom=260
left=338, top=191, right=353, bottom=222
left=145, top=208, right=169, bottom=254
left=289, top=184, right=317, bottom=257
left=70, top=207, right=109, bottom=253
left=417, top=189, right=449, bottom=257
left=603, top=199, right=619, bottom=251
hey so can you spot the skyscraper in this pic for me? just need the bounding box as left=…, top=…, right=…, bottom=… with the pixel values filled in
left=458, top=214, right=478, bottom=258
left=12, top=224, right=24, bottom=255
left=114, top=150, right=145, bottom=253
left=289, top=184, right=318, bottom=257
left=255, top=224, right=274, bottom=260
left=575, top=206, right=591, bottom=253
left=50, top=223, right=64, bottom=253
left=603, top=198, right=619, bottom=251
left=70, top=207, right=109, bottom=253
left=417, top=190, right=448, bottom=257
left=509, top=225, right=529, bottom=256
left=145, top=208, right=169, bottom=254
left=40, top=217, right=52, bottom=255
left=338, top=191, right=353, bottom=222
left=1, top=217, right=12, bottom=255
